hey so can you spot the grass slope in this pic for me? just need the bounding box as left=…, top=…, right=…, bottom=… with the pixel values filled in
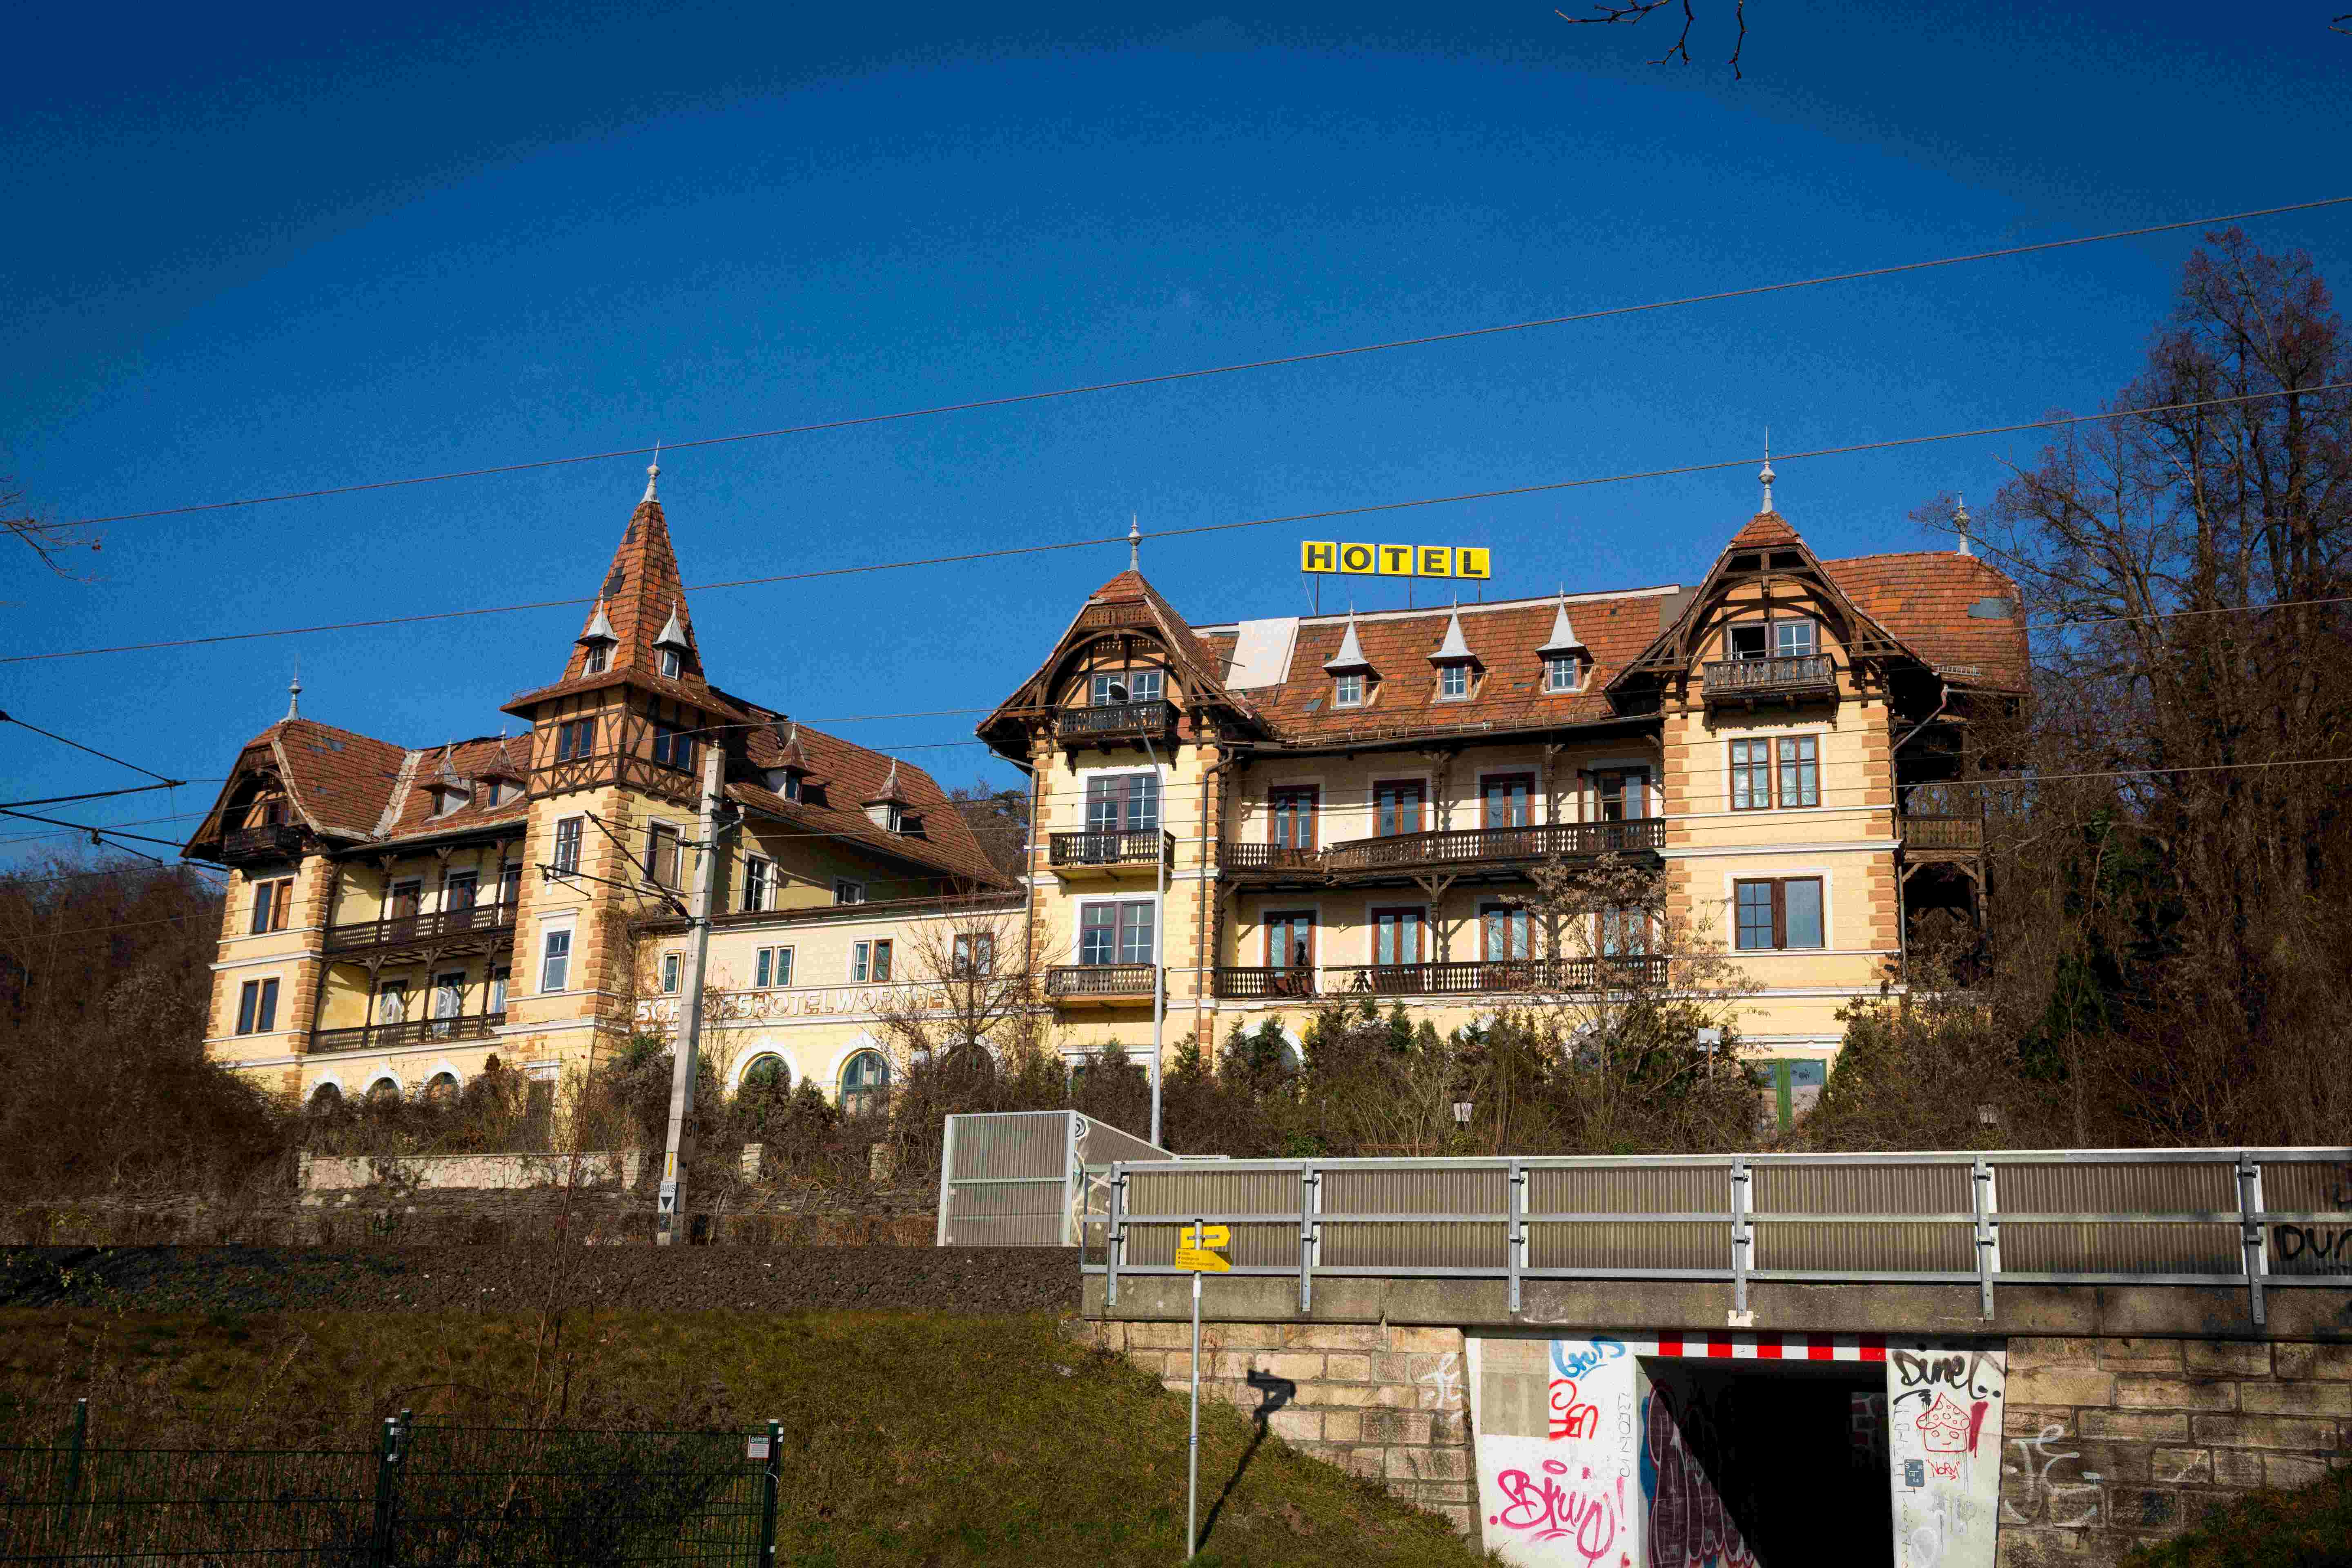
left=0, top=1310, right=1493, bottom=1567
left=2121, top=1466, right=2352, bottom=1568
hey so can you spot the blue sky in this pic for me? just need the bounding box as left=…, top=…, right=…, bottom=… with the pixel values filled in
left=4, top=2, right=2348, bottom=863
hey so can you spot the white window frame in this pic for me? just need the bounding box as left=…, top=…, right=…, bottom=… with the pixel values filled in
left=659, top=647, right=684, bottom=679
left=539, top=926, right=575, bottom=993
left=1435, top=662, right=1471, bottom=701
left=582, top=643, right=609, bottom=675
left=754, top=945, right=794, bottom=989
left=1544, top=654, right=1583, bottom=694
left=661, top=952, right=683, bottom=993
left=834, top=878, right=866, bottom=906
left=1334, top=672, right=1366, bottom=708
left=851, top=938, right=895, bottom=984
left=743, top=854, right=773, bottom=912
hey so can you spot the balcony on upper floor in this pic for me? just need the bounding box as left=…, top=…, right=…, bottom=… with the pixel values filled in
left=219, top=824, right=309, bottom=865
left=1329, top=956, right=1670, bottom=997
left=1055, top=700, right=1178, bottom=751
left=1043, top=963, right=1158, bottom=1004
left=1048, top=829, right=1175, bottom=878
left=310, top=1012, right=506, bottom=1055
left=1898, top=813, right=1984, bottom=858
left=323, top=902, right=518, bottom=960
left=1701, top=654, right=1838, bottom=708
left=1212, top=966, right=1320, bottom=1000
left=1221, top=819, right=1664, bottom=887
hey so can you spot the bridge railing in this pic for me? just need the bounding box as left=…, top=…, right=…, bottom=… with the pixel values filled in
left=1088, top=1147, right=2352, bottom=1325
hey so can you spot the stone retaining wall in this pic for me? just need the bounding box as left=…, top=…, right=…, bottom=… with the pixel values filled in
left=1062, top=1319, right=1479, bottom=1530
left=2000, top=1336, right=2351, bottom=1565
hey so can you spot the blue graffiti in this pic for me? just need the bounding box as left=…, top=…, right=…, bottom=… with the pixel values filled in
left=1550, top=1337, right=1628, bottom=1379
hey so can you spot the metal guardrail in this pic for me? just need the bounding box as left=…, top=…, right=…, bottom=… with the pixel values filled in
left=937, top=1111, right=1175, bottom=1247
left=1091, top=1147, right=2352, bottom=1325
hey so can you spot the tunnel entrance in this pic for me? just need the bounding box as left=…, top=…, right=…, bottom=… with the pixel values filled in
left=1640, top=1359, right=1892, bottom=1568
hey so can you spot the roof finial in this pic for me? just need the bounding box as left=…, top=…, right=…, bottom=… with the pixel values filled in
left=1128, top=514, right=1141, bottom=572
left=285, top=657, right=302, bottom=721
left=1759, top=428, right=1776, bottom=515
left=1953, top=492, right=1973, bottom=557
left=643, top=442, right=661, bottom=505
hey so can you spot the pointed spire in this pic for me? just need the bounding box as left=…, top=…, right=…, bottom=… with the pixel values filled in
left=652, top=604, right=691, bottom=653
left=435, top=742, right=465, bottom=786
left=865, top=757, right=908, bottom=804
left=1128, top=514, right=1141, bottom=573
left=1427, top=606, right=1477, bottom=664
left=577, top=597, right=618, bottom=646
left=642, top=443, right=661, bottom=505
left=1323, top=615, right=1372, bottom=673
left=1953, top=492, right=1973, bottom=557
left=1536, top=593, right=1586, bottom=654
left=285, top=665, right=302, bottom=721
left=1759, top=429, right=1776, bottom=515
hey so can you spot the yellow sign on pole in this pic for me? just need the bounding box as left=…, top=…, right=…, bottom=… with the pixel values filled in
left=1300, top=541, right=1490, bottom=580
left=1174, top=1246, right=1231, bottom=1273
left=1179, top=1224, right=1230, bottom=1249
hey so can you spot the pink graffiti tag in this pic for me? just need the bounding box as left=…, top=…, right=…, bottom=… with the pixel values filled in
left=1489, top=1458, right=1627, bottom=1567
left=1550, top=1377, right=1602, bottom=1441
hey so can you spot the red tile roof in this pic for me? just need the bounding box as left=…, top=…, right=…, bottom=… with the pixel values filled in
left=1728, top=510, right=1800, bottom=548
left=1821, top=552, right=2028, bottom=690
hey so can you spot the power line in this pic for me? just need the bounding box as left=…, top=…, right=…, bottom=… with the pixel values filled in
left=58, top=196, right=2352, bottom=532
left=0, top=711, right=185, bottom=782
left=12, top=380, right=2348, bottom=668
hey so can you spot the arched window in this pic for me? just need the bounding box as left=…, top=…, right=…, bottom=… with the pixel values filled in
left=741, top=1054, right=788, bottom=1092
left=365, top=1078, right=403, bottom=1105
left=839, top=1049, right=889, bottom=1116
left=423, top=1071, right=461, bottom=1104
left=307, top=1082, right=344, bottom=1114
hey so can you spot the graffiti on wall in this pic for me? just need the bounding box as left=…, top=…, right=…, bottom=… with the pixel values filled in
left=2000, top=1423, right=2100, bottom=1530
left=1471, top=1337, right=1638, bottom=1568
left=1640, top=1384, right=1760, bottom=1568
left=1887, top=1348, right=2005, bottom=1568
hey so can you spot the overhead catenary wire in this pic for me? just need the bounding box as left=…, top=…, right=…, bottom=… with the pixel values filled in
left=0, top=711, right=185, bottom=782
left=9, top=378, right=2349, bottom=667
left=54, top=195, right=2352, bottom=532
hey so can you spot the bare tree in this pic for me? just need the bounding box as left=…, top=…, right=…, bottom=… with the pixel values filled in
left=1555, top=0, right=1748, bottom=78
left=2, top=479, right=101, bottom=580
left=948, top=778, right=1031, bottom=881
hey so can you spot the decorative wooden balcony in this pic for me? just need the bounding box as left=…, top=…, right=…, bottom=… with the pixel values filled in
left=1048, top=829, right=1174, bottom=876
left=1330, top=956, right=1670, bottom=996
left=1213, top=966, right=1320, bottom=1000
left=1900, top=814, right=1985, bottom=857
left=1223, top=819, right=1664, bottom=885
left=1055, top=700, right=1178, bottom=749
left=218, top=824, right=309, bottom=864
left=1701, top=654, right=1837, bottom=707
left=323, top=904, right=517, bottom=959
left=312, top=1012, right=506, bottom=1054
left=1044, top=964, right=1158, bottom=1002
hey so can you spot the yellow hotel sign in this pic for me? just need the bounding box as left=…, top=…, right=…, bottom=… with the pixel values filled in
left=1300, top=542, right=1490, bottom=579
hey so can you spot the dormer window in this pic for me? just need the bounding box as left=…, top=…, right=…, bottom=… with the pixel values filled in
left=1437, top=663, right=1470, bottom=700
left=659, top=648, right=682, bottom=679
left=651, top=605, right=692, bottom=682
left=428, top=785, right=468, bottom=818
left=485, top=780, right=507, bottom=807
left=583, top=644, right=609, bottom=675
left=1092, top=669, right=1162, bottom=706
left=768, top=769, right=804, bottom=802
left=1335, top=672, right=1365, bottom=708
left=1728, top=617, right=1817, bottom=660
left=1544, top=655, right=1581, bottom=693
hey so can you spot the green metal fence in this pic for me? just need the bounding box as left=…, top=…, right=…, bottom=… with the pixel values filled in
left=0, top=1403, right=786, bottom=1565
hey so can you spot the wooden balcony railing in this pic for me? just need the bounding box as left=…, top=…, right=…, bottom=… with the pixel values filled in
left=1056, top=701, right=1179, bottom=744
left=312, top=1013, right=506, bottom=1054
left=1219, top=842, right=1324, bottom=873
left=1213, top=967, right=1320, bottom=999
left=1049, top=830, right=1174, bottom=871
left=1900, top=814, right=1985, bottom=852
left=1322, top=819, right=1666, bottom=873
left=1701, top=654, right=1837, bottom=702
left=324, top=903, right=517, bottom=955
left=1044, top=964, right=1158, bottom=999
left=219, top=824, right=308, bottom=863
left=1330, top=956, right=1670, bottom=996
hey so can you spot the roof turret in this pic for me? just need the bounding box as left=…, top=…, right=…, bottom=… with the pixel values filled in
left=1323, top=616, right=1372, bottom=673
left=1535, top=596, right=1585, bottom=655
left=1426, top=607, right=1478, bottom=665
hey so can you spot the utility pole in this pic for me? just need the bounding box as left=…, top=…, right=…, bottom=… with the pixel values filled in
left=656, top=742, right=726, bottom=1245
